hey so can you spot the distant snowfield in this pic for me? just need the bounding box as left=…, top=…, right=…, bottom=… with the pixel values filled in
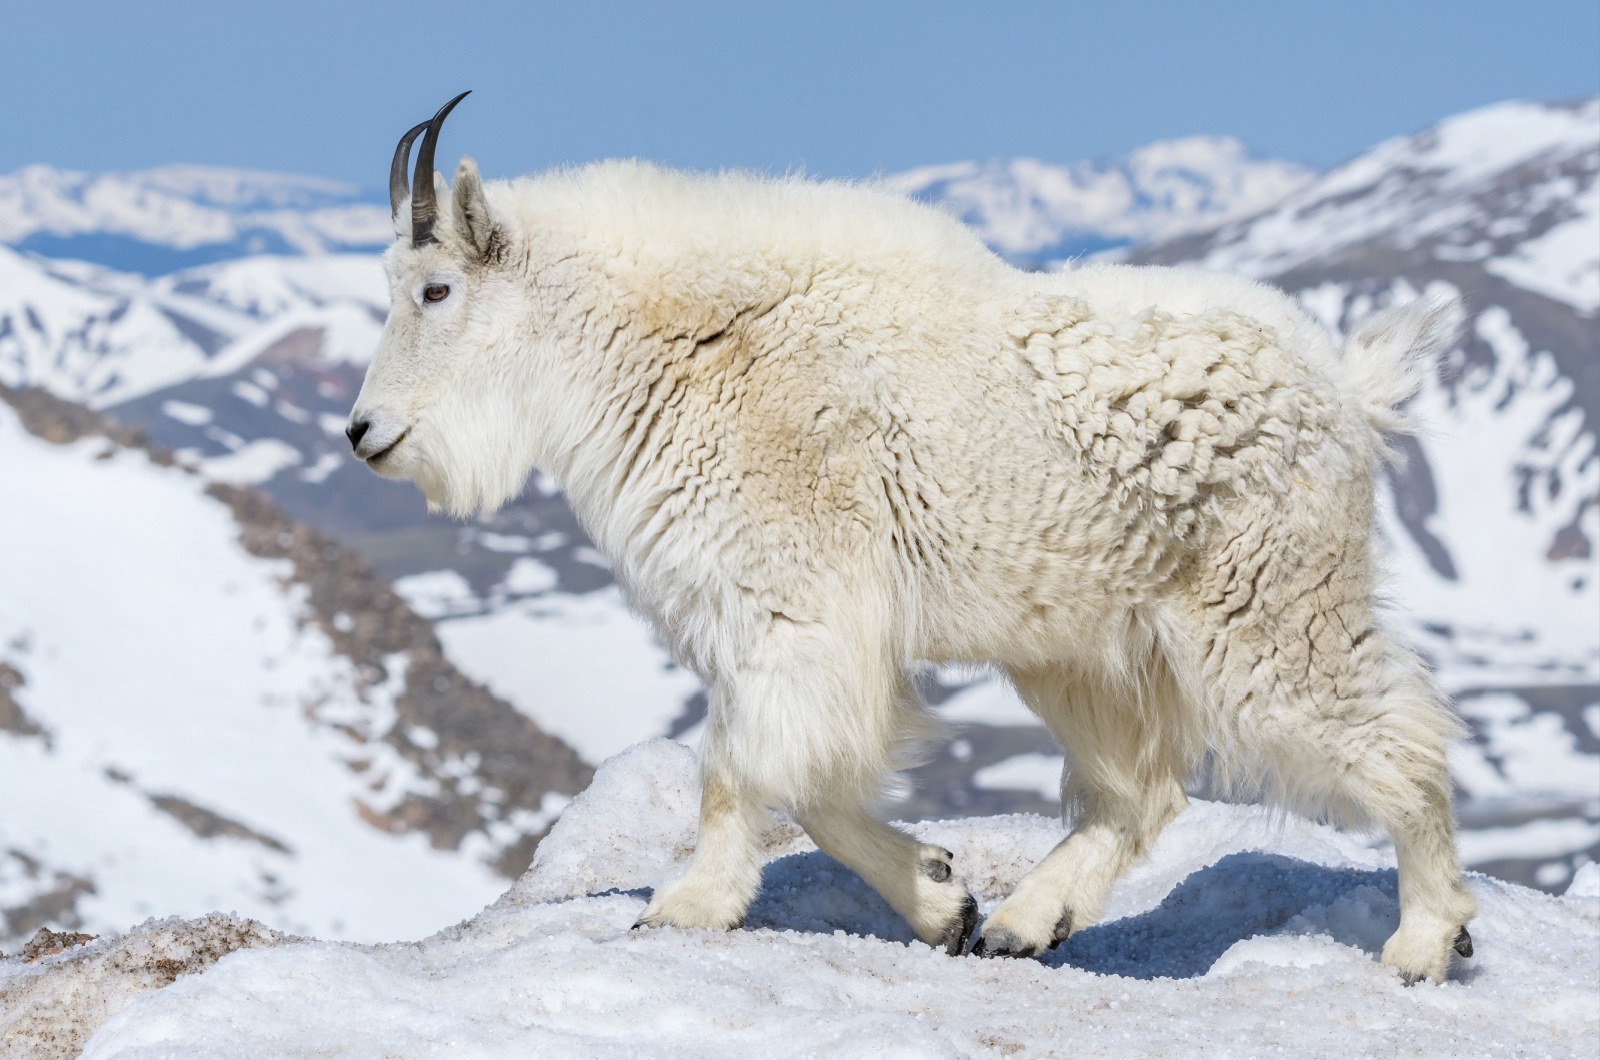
left=887, top=136, right=1313, bottom=263
left=1188, top=99, right=1600, bottom=309
left=432, top=585, right=703, bottom=763
left=10, top=742, right=1594, bottom=1058
left=0, top=165, right=392, bottom=261
left=1379, top=301, right=1600, bottom=691
left=0, top=404, right=508, bottom=944
left=0, top=247, right=388, bottom=411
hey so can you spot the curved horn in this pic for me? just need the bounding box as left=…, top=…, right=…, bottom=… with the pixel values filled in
left=388, top=120, right=431, bottom=220
left=411, top=90, right=472, bottom=248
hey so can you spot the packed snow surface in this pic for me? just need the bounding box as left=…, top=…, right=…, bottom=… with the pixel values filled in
left=38, top=741, right=1597, bottom=1058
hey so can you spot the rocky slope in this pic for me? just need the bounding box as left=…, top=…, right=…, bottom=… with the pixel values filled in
left=0, top=386, right=589, bottom=951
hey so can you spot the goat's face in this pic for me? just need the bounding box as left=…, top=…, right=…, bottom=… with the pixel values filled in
left=349, top=97, right=551, bottom=517
left=349, top=172, right=527, bottom=513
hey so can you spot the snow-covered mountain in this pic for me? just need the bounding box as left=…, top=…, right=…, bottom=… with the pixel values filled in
left=0, top=165, right=391, bottom=275
left=0, top=387, right=590, bottom=950
left=886, top=136, right=1313, bottom=266
left=1141, top=99, right=1600, bottom=313
left=0, top=245, right=388, bottom=409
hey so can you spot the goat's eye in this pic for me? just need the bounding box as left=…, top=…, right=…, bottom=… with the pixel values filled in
left=423, top=283, right=450, bottom=303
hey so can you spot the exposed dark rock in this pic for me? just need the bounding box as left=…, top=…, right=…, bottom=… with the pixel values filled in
left=0, top=661, right=48, bottom=745
left=146, top=794, right=293, bottom=854
left=2, top=850, right=95, bottom=947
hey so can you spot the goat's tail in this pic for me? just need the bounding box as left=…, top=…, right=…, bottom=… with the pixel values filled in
left=1338, top=293, right=1460, bottom=435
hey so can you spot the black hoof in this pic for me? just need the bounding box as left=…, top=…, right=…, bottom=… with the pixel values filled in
left=940, top=894, right=979, bottom=956
left=972, top=926, right=1036, bottom=960
left=921, top=857, right=952, bottom=883
left=1453, top=927, right=1473, bottom=958
left=1045, top=909, right=1074, bottom=951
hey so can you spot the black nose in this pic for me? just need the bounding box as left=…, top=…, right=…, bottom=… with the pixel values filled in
left=345, top=419, right=370, bottom=452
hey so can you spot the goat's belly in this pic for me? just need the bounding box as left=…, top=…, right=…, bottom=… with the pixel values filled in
left=907, top=569, right=1132, bottom=670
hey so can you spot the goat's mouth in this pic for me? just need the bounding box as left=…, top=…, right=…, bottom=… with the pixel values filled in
left=364, top=429, right=409, bottom=465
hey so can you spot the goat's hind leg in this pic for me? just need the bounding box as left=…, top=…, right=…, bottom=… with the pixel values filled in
left=1261, top=642, right=1476, bottom=983
left=1183, top=518, right=1476, bottom=983
left=1225, top=647, right=1475, bottom=982
left=974, top=661, right=1189, bottom=958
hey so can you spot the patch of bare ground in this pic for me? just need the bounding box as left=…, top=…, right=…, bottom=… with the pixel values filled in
left=0, top=914, right=294, bottom=1059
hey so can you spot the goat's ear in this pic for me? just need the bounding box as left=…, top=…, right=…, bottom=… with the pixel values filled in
left=452, top=156, right=501, bottom=262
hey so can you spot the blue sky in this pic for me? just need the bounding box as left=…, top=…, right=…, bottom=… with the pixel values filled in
left=4, top=0, right=1596, bottom=189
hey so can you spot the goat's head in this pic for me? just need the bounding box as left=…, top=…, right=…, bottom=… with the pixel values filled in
left=348, top=92, right=548, bottom=517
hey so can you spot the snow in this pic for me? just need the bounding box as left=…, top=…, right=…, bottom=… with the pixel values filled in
left=1485, top=184, right=1600, bottom=312
left=434, top=588, right=702, bottom=763
left=1190, top=99, right=1600, bottom=309
left=0, top=403, right=508, bottom=945
left=0, top=245, right=212, bottom=408
left=1456, top=819, right=1600, bottom=865
left=1378, top=301, right=1599, bottom=690
left=477, top=531, right=534, bottom=553
left=501, top=556, right=560, bottom=595
left=1454, top=694, right=1600, bottom=801
left=0, top=244, right=388, bottom=411
left=199, top=301, right=385, bottom=379
left=196, top=437, right=302, bottom=485
left=887, top=136, right=1311, bottom=263
left=161, top=254, right=388, bottom=322
left=932, top=672, right=1035, bottom=727
left=17, top=740, right=1593, bottom=1057
left=0, top=164, right=391, bottom=254
left=392, top=569, right=480, bottom=620
left=972, top=753, right=1064, bottom=801
left=159, top=400, right=211, bottom=426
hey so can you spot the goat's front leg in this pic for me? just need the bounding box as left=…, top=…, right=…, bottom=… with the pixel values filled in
left=794, top=800, right=979, bottom=955
left=634, top=769, right=767, bottom=930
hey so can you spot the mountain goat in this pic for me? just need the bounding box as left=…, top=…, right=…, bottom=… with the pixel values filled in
left=350, top=94, right=1476, bottom=983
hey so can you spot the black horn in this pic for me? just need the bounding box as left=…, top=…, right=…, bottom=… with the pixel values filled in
left=411, top=90, right=472, bottom=248
left=388, top=120, right=431, bottom=220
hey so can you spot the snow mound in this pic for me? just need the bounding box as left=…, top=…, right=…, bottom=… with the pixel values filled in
left=0, top=914, right=292, bottom=1059
left=12, top=741, right=1597, bottom=1057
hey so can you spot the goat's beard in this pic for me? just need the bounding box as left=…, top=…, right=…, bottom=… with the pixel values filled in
left=408, top=416, right=533, bottom=520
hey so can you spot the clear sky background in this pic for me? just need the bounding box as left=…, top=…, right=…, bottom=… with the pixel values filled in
left=4, top=0, right=1596, bottom=190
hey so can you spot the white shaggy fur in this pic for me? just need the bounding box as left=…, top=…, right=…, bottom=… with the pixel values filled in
left=351, top=157, right=1476, bottom=980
